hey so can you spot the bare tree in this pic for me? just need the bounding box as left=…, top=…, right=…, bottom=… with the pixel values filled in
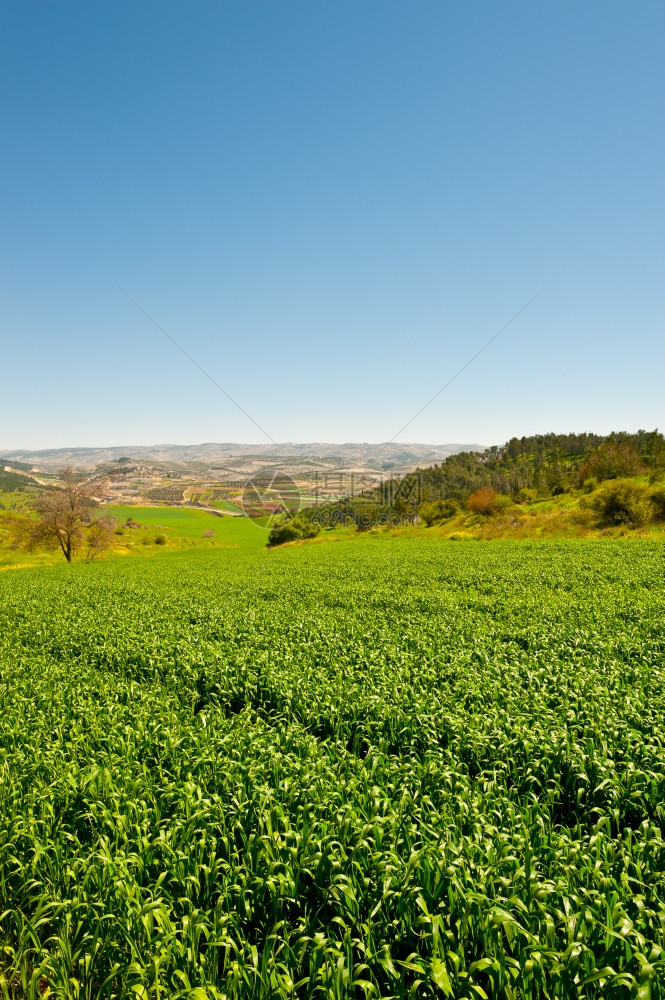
left=12, top=466, right=115, bottom=562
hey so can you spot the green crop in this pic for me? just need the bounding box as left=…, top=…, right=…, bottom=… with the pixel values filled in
left=0, top=538, right=664, bottom=998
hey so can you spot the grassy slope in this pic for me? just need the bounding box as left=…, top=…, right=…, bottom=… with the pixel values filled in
left=311, top=484, right=665, bottom=547
left=210, top=499, right=245, bottom=513
left=421, top=487, right=665, bottom=542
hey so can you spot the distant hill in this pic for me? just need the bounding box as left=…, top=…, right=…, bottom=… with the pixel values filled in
left=0, top=441, right=484, bottom=474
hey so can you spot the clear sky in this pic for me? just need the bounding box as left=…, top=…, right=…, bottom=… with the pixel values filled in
left=1, top=1, right=663, bottom=451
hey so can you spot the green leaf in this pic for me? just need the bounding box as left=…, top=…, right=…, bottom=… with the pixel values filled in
left=430, top=959, right=453, bottom=996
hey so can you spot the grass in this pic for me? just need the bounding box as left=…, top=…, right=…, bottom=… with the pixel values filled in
left=105, top=504, right=272, bottom=553
left=374, top=489, right=665, bottom=543
left=1, top=538, right=665, bottom=997
left=0, top=490, right=31, bottom=511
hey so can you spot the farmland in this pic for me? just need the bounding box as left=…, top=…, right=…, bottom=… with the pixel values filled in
left=1, top=537, right=665, bottom=998
left=102, top=506, right=270, bottom=553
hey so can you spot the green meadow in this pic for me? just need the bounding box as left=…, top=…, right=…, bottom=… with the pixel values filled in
left=104, top=504, right=270, bottom=551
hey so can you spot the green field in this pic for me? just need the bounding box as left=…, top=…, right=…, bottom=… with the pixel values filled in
left=1, top=537, right=665, bottom=998
left=106, top=505, right=271, bottom=551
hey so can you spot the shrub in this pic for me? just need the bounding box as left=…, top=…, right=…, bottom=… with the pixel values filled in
left=418, top=503, right=439, bottom=527
left=650, top=487, right=665, bottom=522
left=202, top=529, right=216, bottom=538
left=587, top=479, right=653, bottom=527
left=419, top=499, right=459, bottom=526
left=155, top=534, right=168, bottom=545
left=466, top=487, right=498, bottom=516
left=267, top=515, right=320, bottom=547
left=517, top=488, right=538, bottom=504
left=493, top=493, right=514, bottom=514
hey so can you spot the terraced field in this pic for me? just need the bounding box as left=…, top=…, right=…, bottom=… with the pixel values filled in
left=1, top=538, right=664, bottom=998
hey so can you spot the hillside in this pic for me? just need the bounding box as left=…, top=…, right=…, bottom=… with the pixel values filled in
left=272, top=430, right=665, bottom=543
left=0, top=443, right=484, bottom=520
left=0, top=440, right=483, bottom=474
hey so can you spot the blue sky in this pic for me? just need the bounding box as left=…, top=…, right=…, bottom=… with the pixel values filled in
left=1, top=1, right=663, bottom=450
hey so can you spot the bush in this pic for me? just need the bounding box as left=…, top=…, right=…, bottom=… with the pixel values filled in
left=419, top=499, right=459, bottom=526
left=202, top=529, right=216, bottom=538
left=267, top=515, right=320, bottom=547
left=587, top=479, right=653, bottom=527
left=493, top=493, right=514, bottom=514
left=650, top=487, right=665, bottom=522
left=466, top=487, right=498, bottom=516
left=517, top=488, right=538, bottom=504
left=155, top=534, right=168, bottom=545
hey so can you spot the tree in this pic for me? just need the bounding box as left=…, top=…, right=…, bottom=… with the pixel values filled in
left=12, top=466, right=114, bottom=562
left=466, top=486, right=498, bottom=516
left=578, top=441, right=643, bottom=485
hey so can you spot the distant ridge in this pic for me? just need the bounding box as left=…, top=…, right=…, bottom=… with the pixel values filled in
left=1, top=441, right=485, bottom=473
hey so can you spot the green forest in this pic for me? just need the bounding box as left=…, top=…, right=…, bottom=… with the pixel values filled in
left=406, top=430, right=665, bottom=501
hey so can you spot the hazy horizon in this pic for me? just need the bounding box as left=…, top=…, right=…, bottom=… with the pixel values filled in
left=1, top=439, right=486, bottom=457
left=2, top=426, right=659, bottom=456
